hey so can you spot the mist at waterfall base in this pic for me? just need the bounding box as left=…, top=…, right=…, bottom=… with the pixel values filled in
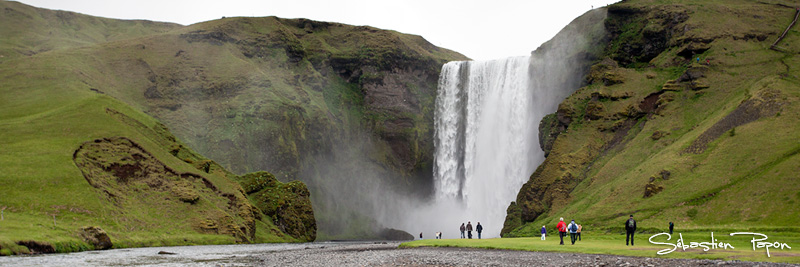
left=380, top=9, right=608, bottom=239
left=301, top=9, right=607, bottom=240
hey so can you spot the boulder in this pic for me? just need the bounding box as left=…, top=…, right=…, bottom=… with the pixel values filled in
left=377, top=228, right=414, bottom=241
left=79, top=226, right=113, bottom=250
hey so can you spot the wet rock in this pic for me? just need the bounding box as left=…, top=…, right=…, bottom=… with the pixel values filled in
left=158, top=251, right=177, bottom=255
left=377, top=228, right=414, bottom=241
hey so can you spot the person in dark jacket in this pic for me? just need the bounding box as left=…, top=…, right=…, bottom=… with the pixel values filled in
left=625, top=215, right=637, bottom=246
left=466, top=221, right=473, bottom=239
left=476, top=222, right=483, bottom=239
left=669, top=221, right=674, bottom=235
left=460, top=223, right=466, bottom=238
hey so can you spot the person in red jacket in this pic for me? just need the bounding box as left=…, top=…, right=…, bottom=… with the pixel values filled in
left=556, top=217, right=567, bottom=245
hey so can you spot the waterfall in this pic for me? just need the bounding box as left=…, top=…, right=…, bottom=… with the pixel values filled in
left=432, top=56, right=541, bottom=237
left=382, top=9, right=605, bottom=239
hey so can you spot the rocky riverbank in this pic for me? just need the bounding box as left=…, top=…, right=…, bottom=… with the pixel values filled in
left=249, top=242, right=796, bottom=267
left=1, top=241, right=796, bottom=266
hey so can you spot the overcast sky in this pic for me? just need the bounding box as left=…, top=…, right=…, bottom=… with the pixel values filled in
left=16, top=0, right=620, bottom=60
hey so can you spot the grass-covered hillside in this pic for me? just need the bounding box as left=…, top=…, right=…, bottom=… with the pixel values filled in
left=504, top=0, right=800, bottom=236
left=12, top=5, right=467, bottom=238
left=0, top=1, right=327, bottom=255
left=0, top=0, right=467, bottom=243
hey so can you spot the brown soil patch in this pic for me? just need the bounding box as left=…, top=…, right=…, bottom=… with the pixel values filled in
left=16, top=240, right=54, bottom=254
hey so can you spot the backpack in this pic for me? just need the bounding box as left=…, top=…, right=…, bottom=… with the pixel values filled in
left=569, top=223, right=577, bottom=232
left=627, top=218, right=635, bottom=229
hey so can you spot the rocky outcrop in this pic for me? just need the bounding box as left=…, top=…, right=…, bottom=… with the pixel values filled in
left=73, top=137, right=261, bottom=242
left=237, top=172, right=316, bottom=241
left=377, top=228, right=414, bottom=241
left=78, top=226, right=113, bottom=250
left=605, top=4, right=689, bottom=66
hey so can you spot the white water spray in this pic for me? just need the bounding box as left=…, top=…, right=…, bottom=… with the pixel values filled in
left=430, top=56, right=544, bottom=238
left=378, top=9, right=606, bottom=239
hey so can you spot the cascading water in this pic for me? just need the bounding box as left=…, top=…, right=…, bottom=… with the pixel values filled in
left=382, top=9, right=606, bottom=239
left=431, top=57, right=543, bottom=237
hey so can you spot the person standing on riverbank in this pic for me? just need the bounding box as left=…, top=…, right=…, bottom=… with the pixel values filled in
left=568, top=220, right=578, bottom=245
left=556, top=218, right=567, bottom=245
left=460, top=223, right=466, bottom=239
left=625, top=215, right=636, bottom=246
left=669, top=221, right=674, bottom=235
left=541, top=225, right=546, bottom=240
left=466, top=221, right=473, bottom=239
left=577, top=224, right=582, bottom=241
left=476, top=222, right=483, bottom=239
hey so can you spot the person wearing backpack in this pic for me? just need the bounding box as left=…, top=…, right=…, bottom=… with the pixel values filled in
left=556, top=217, right=567, bottom=245
left=625, top=215, right=637, bottom=246
left=568, top=220, right=578, bottom=244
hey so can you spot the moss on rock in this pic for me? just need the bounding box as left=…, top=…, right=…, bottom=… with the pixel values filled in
left=237, top=171, right=316, bottom=241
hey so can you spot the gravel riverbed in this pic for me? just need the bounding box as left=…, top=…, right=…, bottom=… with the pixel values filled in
left=1, top=241, right=796, bottom=266
left=248, top=242, right=796, bottom=267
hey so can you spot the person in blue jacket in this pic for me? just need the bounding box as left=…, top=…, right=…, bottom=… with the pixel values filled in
left=540, top=225, right=546, bottom=240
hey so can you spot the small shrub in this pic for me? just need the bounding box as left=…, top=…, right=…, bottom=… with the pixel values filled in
left=728, top=127, right=735, bottom=137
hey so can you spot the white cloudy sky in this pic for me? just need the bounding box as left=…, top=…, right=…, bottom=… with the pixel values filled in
left=16, top=0, right=620, bottom=60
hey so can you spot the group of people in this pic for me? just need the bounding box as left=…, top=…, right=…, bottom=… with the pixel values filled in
left=544, top=214, right=670, bottom=247
left=417, top=214, right=672, bottom=246
left=419, top=221, right=484, bottom=240
left=459, top=221, right=483, bottom=239
left=547, top=218, right=582, bottom=245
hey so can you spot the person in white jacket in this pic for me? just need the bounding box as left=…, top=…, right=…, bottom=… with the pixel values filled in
left=567, top=220, right=578, bottom=245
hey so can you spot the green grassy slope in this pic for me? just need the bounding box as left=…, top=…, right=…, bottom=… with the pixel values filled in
left=505, top=0, right=800, bottom=237
left=0, top=1, right=179, bottom=62
left=0, top=2, right=320, bottom=255
left=38, top=12, right=467, bottom=238
left=0, top=0, right=468, bottom=245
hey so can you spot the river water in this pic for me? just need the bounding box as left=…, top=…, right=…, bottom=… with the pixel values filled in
left=0, top=241, right=353, bottom=266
